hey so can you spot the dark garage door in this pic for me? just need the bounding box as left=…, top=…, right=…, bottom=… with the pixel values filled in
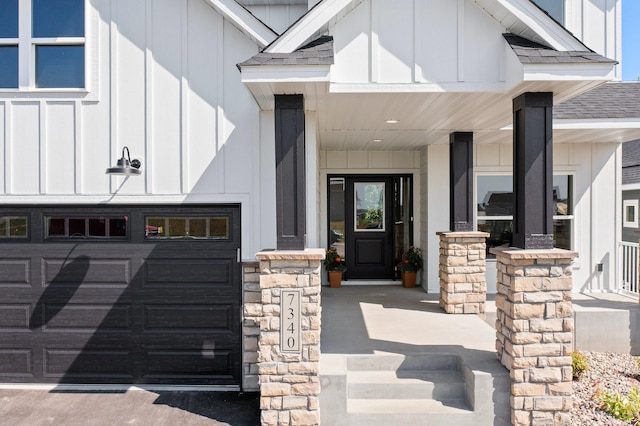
left=0, top=206, right=242, bottom=385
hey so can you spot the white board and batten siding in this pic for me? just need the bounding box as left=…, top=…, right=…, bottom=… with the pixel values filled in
left=330, top=0, right=505, bottom=86
left=0, top=0, right=271, bottom=259
left=478, top=142, right=620, bottom=294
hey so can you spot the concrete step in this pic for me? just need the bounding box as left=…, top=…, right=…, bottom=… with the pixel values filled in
left=347, top=398, right=471, bottom=415
left=347, top=370, right=466, bottom=400
left=346, top=354, right=459, bottom=372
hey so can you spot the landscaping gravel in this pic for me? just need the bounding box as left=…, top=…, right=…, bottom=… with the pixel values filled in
left=572, top=351, right=640, bottom=425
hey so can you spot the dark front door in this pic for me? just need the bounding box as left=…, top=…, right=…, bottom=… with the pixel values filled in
left=345, top=177, right=395, bottom=279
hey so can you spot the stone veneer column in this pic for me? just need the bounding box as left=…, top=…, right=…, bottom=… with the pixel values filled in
left=243, top=262, right=261, bottom=391
left=254, top=249, right=324, bottom=426
left=493, top=248, right=578, bottom=426
left=438, top=232, right=489, bottom=314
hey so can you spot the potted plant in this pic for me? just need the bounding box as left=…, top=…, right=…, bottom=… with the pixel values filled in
left=398, top=246, right=423, bottom=288
left=324, top=247, right=346, bottom=288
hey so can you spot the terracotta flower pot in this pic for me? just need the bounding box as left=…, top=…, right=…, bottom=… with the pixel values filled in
left=402, top=271, right=417, bottom=288
left=328, top=270, right=342, bottom=288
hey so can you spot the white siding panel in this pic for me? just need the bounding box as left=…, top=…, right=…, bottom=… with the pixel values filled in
left=150, top=0, right=182, bottom=194
left=415, top=0, right=458, bottom=83
left=326, top=151, right=348, bottom=169
left=391, top=151, right=415, bottom=169
left=476, top=144, right=501, bottom=167
left=582, top=0, right=606, bottom=60
left=369, top=151, right=390, bottom=168
left=45, top=103, right=76, bottom=194
left=347, top=151, right=368, bottom=168
left=10, top=102, right=40, bottom=194
left=554, top=144, right=570, bottom=166
left=246, top=5, right=306, bottom=34
left=0, top=103, right=4, bottom=193
left=375, top=0, right=413, bottom=83
left=114, top=0, right=147, bottom=195
left=331, top=0, right=371, bottom=83
left=222, top=20, right=259, bottom=194
left=80, top=102, right=110, bottom=195
left=464, top=0, right=502, bottom=82
left=185, top=0, right=221, bottom=194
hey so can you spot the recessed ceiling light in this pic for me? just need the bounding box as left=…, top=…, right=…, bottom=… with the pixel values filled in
left=385, top=119, right=399, bottom=124
left=373, top=139, right=383, bottom=143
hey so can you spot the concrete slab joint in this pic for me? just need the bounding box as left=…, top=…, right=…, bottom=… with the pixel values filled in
left=254, top=249, right=325, bottom=426
left=437, top=232, right=489, bottom=315
left=492, top=248, right=578, bottom=426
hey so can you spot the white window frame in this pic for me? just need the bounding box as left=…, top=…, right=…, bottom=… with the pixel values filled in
left=474, top=171, right=575, bottom=251
left=0, top=0, right=96, bottom=96
left=623, top=199, right=639, bottom=228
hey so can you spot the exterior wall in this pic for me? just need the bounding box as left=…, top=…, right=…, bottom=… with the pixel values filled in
left=565, top=0, right=622, bottom=79
left=243, top=262, right=261, bottom=391
left=329, top=0, right=506, bottom=85
left=424, top=144, right=450, bottom=293
left=476, top=142, right=621, bottom=294
left=0, top=0, right=274, bottom=260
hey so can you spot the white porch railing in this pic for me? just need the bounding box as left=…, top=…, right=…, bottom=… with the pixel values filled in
left=618, top=241, right=640, bottom=297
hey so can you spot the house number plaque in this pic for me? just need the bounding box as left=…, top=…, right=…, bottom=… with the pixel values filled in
left=280, top=289, right=302, bottom=354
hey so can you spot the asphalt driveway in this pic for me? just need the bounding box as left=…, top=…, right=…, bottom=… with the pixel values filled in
left=0, top=389, right=260, bottom=426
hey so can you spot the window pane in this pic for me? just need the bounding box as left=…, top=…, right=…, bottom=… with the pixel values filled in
left=46, top=218, right=66, bottom=237
left=36, top=45, right=84, bottom=88
left=32, top=0, right=84, bottom=37
left=329, top=178, right=345, bottom=257
left=0, top=46, right=18, bottom=88
left=0, top=0, right=18, bottom=38
left=209, top=217, right=229, bottom=239
left=188, top=218, right=207, bottom=238
left=532, top=0, right=564, bottom=24
left=477, top=176, right=513, bottom=217
left=168, top=218, right=186, bottom=237
left=0, top=216, right=28, bottom=238
left=110, top=217, right=127, bottom=237
left=478, top=219, right=513, bottom=257
left=355, top=182, right=384, bottom=231
left=88, top=218, right=106, bottom=237
left=627, top=206, right=636, bottom=223
left=68, top=218, right=85, bottom=236
left=553, top=175, right=572, bottom=215
left=554, top=220, right=572, bottom=250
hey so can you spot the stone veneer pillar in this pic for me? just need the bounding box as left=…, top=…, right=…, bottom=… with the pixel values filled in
left=493, top=248, right=578, bottom=426
left=438, top=232, right=489, bottom=314
left=254, top=249, right=324, bottom=426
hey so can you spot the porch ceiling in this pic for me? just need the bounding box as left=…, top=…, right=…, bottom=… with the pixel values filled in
left=244, top=79, right=640, bottom=151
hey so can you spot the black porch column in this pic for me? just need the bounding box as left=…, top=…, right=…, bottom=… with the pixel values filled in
left=512, top=92, right=554, bottom=249
left=449, top=132, right=474, bottom=232
left=275, top=95, right=306, bottom=250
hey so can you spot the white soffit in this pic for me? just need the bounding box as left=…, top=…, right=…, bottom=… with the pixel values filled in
left=203, top=0, right=278, bottom=47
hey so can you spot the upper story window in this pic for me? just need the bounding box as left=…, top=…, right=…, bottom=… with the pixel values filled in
left=532, top=0, right=565, bottom=25
left=0, top=0, right=85, bottom=90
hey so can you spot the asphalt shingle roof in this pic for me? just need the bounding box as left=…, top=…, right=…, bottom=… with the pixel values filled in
left=554, top=82, right=640, bottom=120
left=238, top=36, right=334, bottom=67
left=504, top=34, right=616, bottom=65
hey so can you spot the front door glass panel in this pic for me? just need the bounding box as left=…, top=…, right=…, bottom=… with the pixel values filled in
left=354, top=182, right=385, bottom=232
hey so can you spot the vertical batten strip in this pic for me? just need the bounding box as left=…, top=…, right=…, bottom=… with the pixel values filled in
left=39, top=101, right=45, bottom=195
left=74, top=100, right=81, bottom=194
left=457, top=0, right=465, bottom=82
left=216, top=16, right=225, bottom=192
left=180, top=0, right=189, bottom=194
left=144, top=0, right=153, bottom=194
left=0, top=102, right=6, bottom=194
left=108, top=0, right=118, bottom=195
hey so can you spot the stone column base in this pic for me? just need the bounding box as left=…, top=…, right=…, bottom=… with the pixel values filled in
left=437, top=232, right=489, bottom=314
left=492, top=248, right=578, bottom=426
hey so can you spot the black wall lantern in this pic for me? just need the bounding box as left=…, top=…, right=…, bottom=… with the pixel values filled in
left=105, top=146, right=142, bottom=176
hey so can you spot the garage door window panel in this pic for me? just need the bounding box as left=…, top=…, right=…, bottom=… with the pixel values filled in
left=45, top=216, right=129, bottom=239
left=0, top=216, right=28, bottom=239
left=145, top=216, right=229, bottom=240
